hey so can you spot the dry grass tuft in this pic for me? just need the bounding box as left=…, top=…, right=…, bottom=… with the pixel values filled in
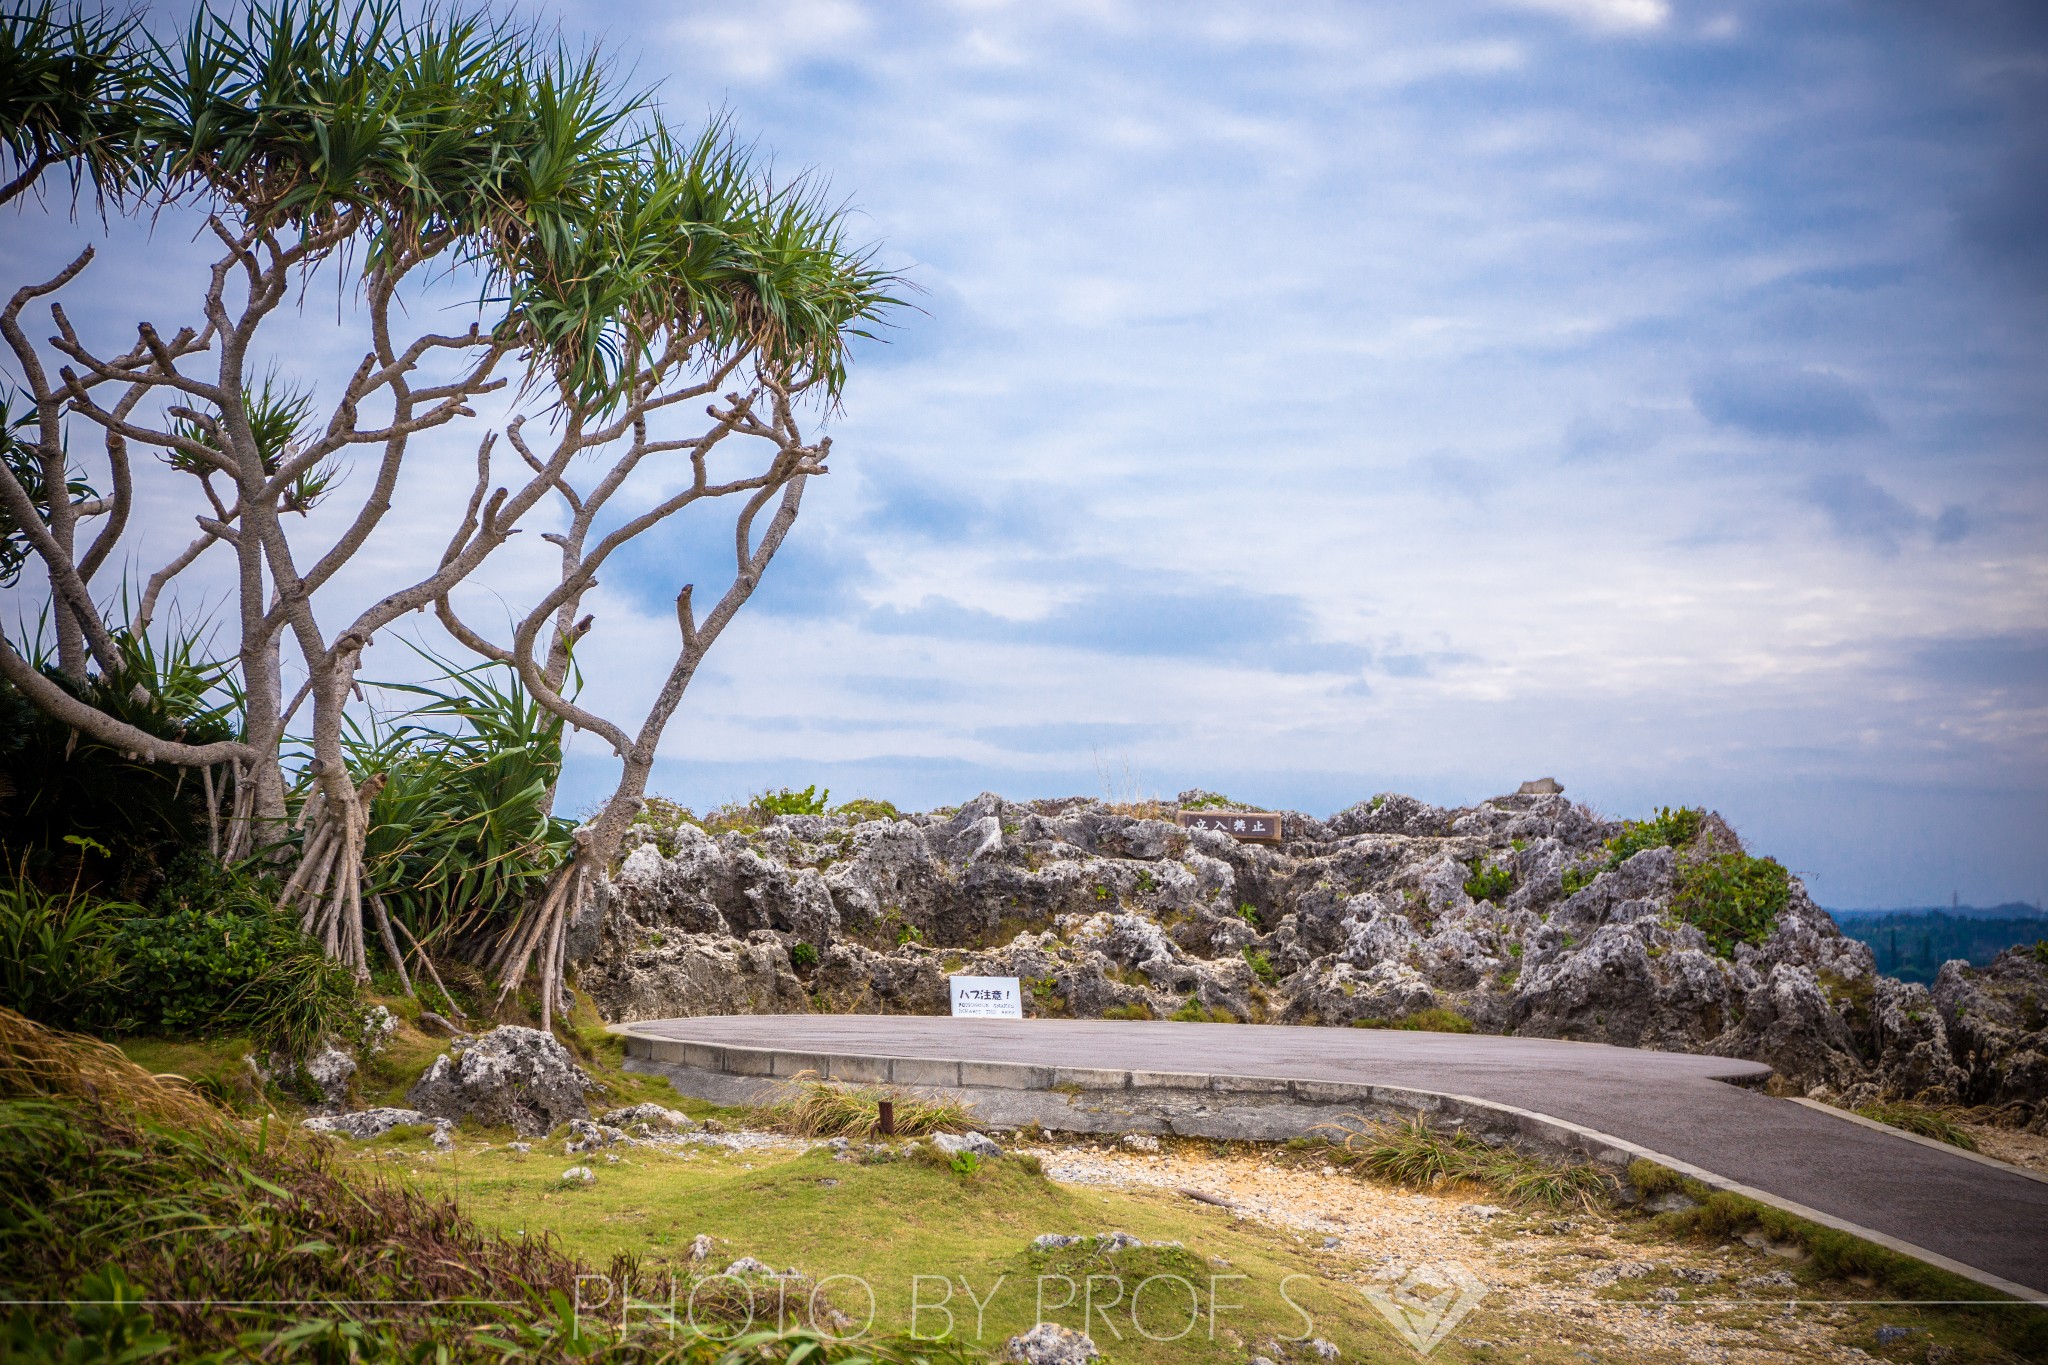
left=759, top=1071, right=973, bottom=1138
left=0, top=1004, right=244, bottom=1136
left=1317, top=1111, right=1611, bottom=1210
left=1854, top=1100, right=1980, bottom=1151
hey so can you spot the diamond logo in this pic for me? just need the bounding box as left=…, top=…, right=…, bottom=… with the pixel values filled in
left=1361, top=1260, right=1488, bottom=1356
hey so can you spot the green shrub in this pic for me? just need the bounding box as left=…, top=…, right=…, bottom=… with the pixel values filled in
left=895, top=923, right=923, bottom=947
left=1242, top=946, right=1279, bottom=985
left=1560, top=865, right=1596, bottom=896
left=1604, top=805, right=1703, bottom=865
left=1236, top=902, right=1260, bottom=926
left=1462, top=860, right=1513, bottom=903
left=1672, top=852, right=1788, bottom=957
left=757, top=784, right=830, bottom=817
left=117, top=858, right=358, bottom=1055
left=1180, top=792, right=1238, bottom=810
left=789, top=942, right=820, bottom=970
left=1101, top=1001, right=1151, bottom=1021
left=0, top=876, right=132, bottom=1030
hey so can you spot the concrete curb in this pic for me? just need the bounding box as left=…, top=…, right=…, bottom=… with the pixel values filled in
left=614, top=1023, right=2048, bottom=1306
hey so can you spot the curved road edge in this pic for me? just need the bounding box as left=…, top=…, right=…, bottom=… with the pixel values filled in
left=610, top=1022, right=2046, bottom=1306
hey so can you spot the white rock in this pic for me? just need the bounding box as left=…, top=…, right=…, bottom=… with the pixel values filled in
left=932, top=1131, right=1004, bottom=1160
left=559, top=1166, right=596, bottom=1185
left=1001, top=1322, right=1099, bottom=1364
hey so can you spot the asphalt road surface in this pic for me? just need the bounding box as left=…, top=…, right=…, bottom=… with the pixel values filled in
left=626, top=1015, right=2048, bottom=1296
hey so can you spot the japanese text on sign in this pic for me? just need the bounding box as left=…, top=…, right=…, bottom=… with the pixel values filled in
left=948, top=975, right=1023, bottom=1018
left=1176, top=811, right=1284, bottom=844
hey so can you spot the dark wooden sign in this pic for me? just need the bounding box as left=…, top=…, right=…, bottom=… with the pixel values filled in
left=1177, top=810, right=1283, bottom=843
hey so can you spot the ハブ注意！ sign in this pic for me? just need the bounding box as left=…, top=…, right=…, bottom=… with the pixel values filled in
left=949, top=976, right=1022, bottom=1018
left=1177, top=811, right=1283, bottom=843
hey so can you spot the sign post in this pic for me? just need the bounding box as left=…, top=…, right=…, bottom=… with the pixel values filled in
left=948, top=976, right=1023, bottom=1018
left=1176, top=810, right=1284, bottom=844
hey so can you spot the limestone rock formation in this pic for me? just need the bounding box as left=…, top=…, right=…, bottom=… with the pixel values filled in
left=407, top=1025, right=595, bottom=1136
left=572, top=789, right=2048, bottom=1120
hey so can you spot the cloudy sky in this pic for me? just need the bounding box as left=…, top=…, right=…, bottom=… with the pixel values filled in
left=5, top=0, right=2046, bottom=907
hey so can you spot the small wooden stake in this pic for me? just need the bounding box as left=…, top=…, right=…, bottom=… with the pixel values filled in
left=878, top=1100, right=896, bottom=1137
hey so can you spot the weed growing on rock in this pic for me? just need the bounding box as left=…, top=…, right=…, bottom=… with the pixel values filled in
left=757, top=785, right=831, bottom=817
left=1243, top=946, right=1279, bottom=985
left=832, top=797, right=901, bottom=823
left=790, top=942, right=820, bottom=970
left=1673, top=852, right=1789, bottom=956
left=1606, top=806, right=1704, bottom=865
left=1101, top=1001, right=1151, bottom=1020
left=1462, top=859, right=1514, bottom=903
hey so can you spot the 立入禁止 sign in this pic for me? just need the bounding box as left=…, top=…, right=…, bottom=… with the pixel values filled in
left=949, top=975, right=1022, bottom=1018
left=1177, top=810, right=1283, bottom=843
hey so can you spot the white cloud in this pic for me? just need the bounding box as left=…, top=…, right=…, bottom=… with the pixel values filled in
left=1502, top=0, right=1671, bottom=31
left=671, top=0, right=873, bottom=82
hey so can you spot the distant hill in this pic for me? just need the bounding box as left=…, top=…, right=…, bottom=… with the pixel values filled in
left=1827, top=904, right=2048, bottom=984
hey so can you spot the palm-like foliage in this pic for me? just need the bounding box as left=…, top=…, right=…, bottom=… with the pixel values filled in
left=314, top=659, right=575, bottom=947
left=0, top=3, right=149, bottom=204
left=115, top=1, right=897, bottom=408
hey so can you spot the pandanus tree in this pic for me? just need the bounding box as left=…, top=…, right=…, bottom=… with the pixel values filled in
left=0, top=1, right=897, bottom=1023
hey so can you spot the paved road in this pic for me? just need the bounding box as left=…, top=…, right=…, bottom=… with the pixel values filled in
left=625, top=1015, right=2048, bottom=1296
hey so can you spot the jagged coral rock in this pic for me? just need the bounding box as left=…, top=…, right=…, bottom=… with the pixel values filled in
left=574, top=789, right=2048, bottom=1114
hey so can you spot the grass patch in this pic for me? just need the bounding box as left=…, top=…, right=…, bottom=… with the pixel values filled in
left=1320, top=1113, right=1609, bottom=1209
left=757, top=1072, right=972, bottom=1138
left=1349, top=1007, right=1475, bottom=1034
left=407, top=1137, right=1421, bottom=1361
left=0, top=1007, right=979, bottom=1362
left=1852, top=1101, right=1980, bottom=1151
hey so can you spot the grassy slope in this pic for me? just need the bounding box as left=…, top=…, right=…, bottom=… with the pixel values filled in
left=113, top=997, right=2047, bottom=1363
left=393, top=1142, right=1418, bottom=1364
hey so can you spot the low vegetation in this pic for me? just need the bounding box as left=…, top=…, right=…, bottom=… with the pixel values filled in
left=1316, top=1113, right=1609, bottom=1208
left=1349, top=1006, right=1476, bottom=1034
left=0, top=1008, right=975, bottom=1363
left=1462, top=858, right=1515, bottom=904
left=1853, top=1100, right=1981, bottom=1151
left=1672, top=851, right=1791, bottom=956
left=761, top=1073, right=974, bottom=1139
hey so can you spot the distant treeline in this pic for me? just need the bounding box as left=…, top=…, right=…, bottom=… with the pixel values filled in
left=1828, top=904, right=2048, bottom=984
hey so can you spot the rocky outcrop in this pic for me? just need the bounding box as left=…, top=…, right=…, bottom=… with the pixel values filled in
left=573, top=789, right=2048, bottom=1120
left=407, top=1026, right=595, bottom=1137
left=1933, top=944, right=2048, bottom=1125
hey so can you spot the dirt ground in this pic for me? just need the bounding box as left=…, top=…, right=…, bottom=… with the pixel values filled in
left=1027, top=1136, right=2027, bottom=1363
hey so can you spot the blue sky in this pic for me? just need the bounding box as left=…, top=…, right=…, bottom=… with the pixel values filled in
left=4, top=0, right=2045, bottom=906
